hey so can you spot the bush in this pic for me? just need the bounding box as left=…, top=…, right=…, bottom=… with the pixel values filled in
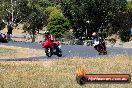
left=108, top=38, right=117, bottom=43
left=47, top=6, right=69, bottom=38
left=119, top=31, right=130, bottom=42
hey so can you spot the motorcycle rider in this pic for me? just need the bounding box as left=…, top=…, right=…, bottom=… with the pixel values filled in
left=45, top=32, right=56, bottom=42
left=44, top=32, right=59, bottom=49
left=92, top=32, right=106, bottom=52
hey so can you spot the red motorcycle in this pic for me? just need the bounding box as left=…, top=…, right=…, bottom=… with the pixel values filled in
left=41, top=37, right=62, bottom=57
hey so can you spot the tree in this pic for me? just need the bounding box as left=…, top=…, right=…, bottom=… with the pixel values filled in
left=47, top=6, right=69, bottom=38
left=0, top=0, right=129, bottom=42
left=52, top=0, right=127, bottom=39
left=14, top=0, right=48, bottom=42
left=0, top=0, right=11, bottom=20
left=0, top=0, right=11, bottom=30
left=0, top=0, right=49, bottom=42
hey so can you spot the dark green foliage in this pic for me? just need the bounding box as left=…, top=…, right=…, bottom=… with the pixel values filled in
left=0, top=0, right=11, bottom=30
left=0, top=0, right=11, bottom=19
left=16, top=0, right=48, bottom=30
left=55, top=0, right=128, bottom=39
left=112, top=9, right=132, bottom=42
left=119, top=30, right=131, bottom=42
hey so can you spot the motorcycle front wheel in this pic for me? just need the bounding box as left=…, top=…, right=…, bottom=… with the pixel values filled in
left=57, top=49, right=62, bottom=57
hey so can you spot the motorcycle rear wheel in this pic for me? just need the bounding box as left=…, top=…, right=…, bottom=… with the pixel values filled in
left=103, top=51, right=107, bottom=55
left=45, top=48, right=52, bottom=57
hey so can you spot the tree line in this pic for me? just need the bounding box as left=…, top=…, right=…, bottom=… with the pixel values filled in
left=0, top=0, right=132, bottom=42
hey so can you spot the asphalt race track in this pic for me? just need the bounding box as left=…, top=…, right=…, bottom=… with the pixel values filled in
left=0, top=41, right=132, bottom=61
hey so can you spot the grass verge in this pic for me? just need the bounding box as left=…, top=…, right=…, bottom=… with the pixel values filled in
left=0, top=55, right=132, bottom=88
left=0, top=45, right=45, bottom=59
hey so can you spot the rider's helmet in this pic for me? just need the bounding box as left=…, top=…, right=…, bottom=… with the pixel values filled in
left=47, top=32, right=50, bottom=35
left=92, top=32, right=97, bottom=36
left=45, top=32, right=50, bottom=37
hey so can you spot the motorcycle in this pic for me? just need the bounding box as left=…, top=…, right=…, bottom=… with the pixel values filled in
left=93, top=40, right=107, bottom=55
left=41, top=41, right=62, bottom=57
left=0, top=32, right=8, bottom=43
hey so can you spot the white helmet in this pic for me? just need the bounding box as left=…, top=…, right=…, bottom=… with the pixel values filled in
left=92, top=32, right=97, bottom=36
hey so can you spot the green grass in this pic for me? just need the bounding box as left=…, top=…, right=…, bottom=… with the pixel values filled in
left=0, top=55, right=132, bottom=88
left=0, top=47, right=16, bottom=54
left=0, top=47, right=17, bottom=59
left=0, top=45, right=45, bottom=59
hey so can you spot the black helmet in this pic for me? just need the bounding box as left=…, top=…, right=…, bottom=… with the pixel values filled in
left=45, top=32, right=50, bottom=37
left=47, top=32, right=50, bottom=35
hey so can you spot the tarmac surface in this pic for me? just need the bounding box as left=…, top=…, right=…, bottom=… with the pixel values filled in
left=0, top=41, right=132, bottom=61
